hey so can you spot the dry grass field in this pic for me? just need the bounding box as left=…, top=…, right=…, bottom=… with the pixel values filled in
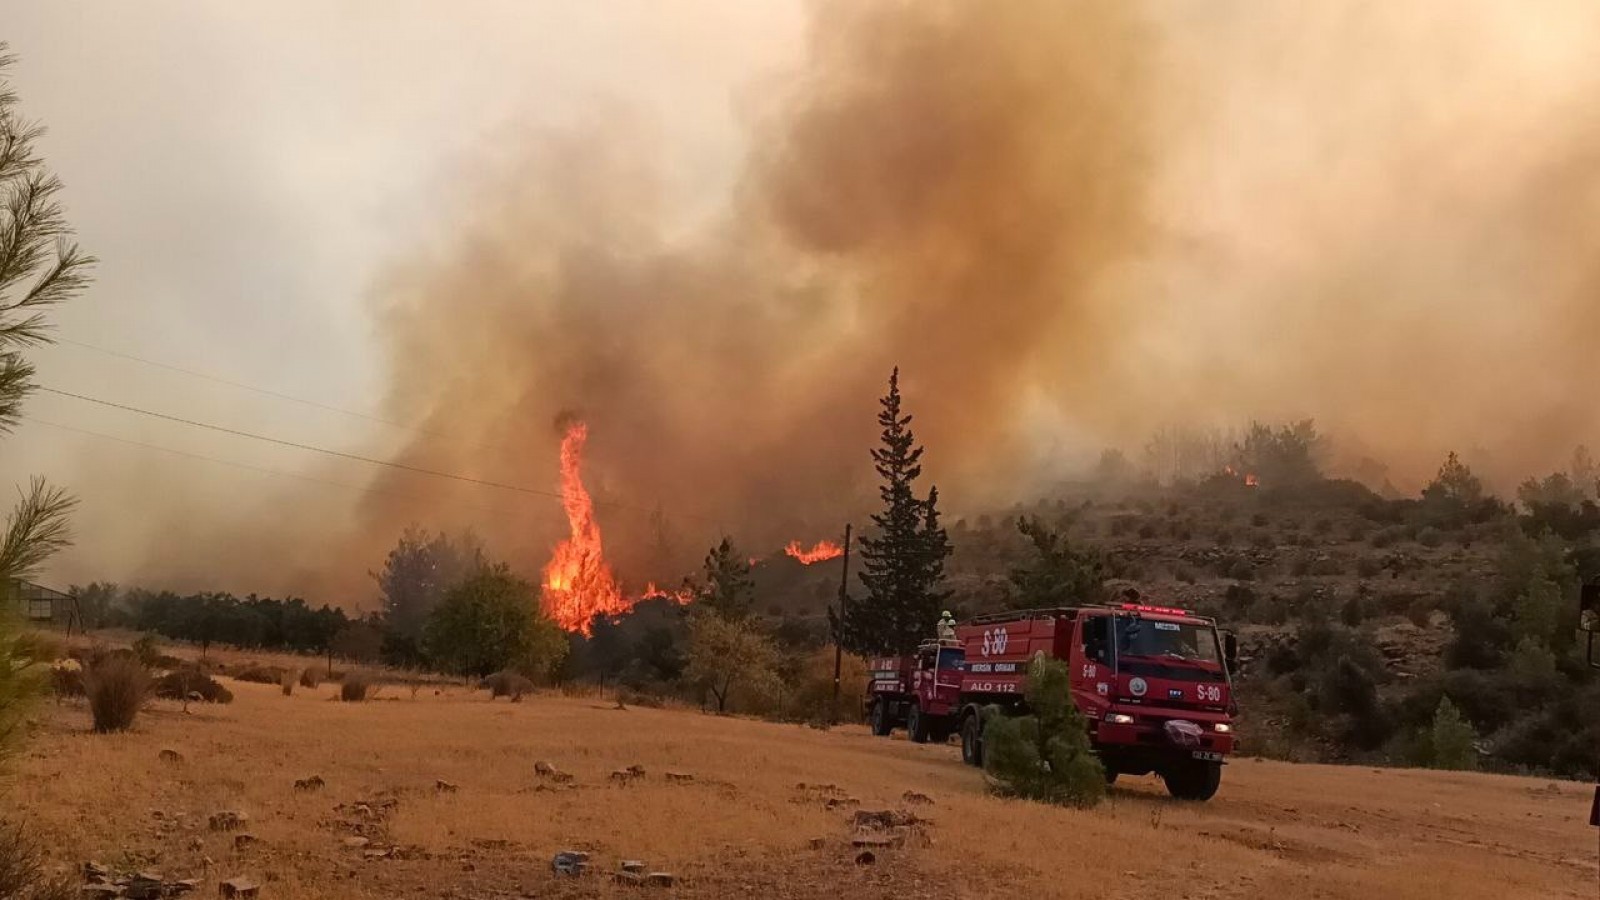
left=7, top=678, right=1595, bottom=900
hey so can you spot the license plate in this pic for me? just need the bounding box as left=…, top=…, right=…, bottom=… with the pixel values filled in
left=1191, top=751, right=1223, bottom=762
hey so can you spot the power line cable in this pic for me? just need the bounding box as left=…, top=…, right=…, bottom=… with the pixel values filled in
left=51, top=335, right=469, bottom=445
left=33, top=384, right=711, bottom=523
left=22, top=415, right=524, bottom=519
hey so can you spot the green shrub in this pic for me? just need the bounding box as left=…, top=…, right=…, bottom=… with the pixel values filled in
left=340, top=672, right=374, bottom=702
left=1251, top=512, right=1269, bottom=527
left=1215, top=529, right=1233, bottom=547
left=151, top=667, right=233, bottom=704
left=1173, top=565, right=1197, bottom=585
left=981, top=656, right=1104, bottom=808
left=1137, top=522, right=1158, bottom=540
left=1, top=625, right=49, bottom=758
left=1339, top=594, right=1364, bottom=627
left=1222, top=557, right=1255, bottom=581
left=1417, top=527, right=1444, bottom=548
left=299, top=668, right=324, bottom=689
left=1356, top=557, right=1383, bottom=578
left=232, top=665, right=288, bottom=685
left=84, top=655, right=147, bottom=733
left=480, top=670, right=535, bottom=701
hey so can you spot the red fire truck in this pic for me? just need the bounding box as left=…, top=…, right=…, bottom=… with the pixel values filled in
left=866, top=604, right=1240, bottom=801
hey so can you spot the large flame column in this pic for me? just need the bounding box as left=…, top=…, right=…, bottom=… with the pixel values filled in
left=541, top=422, right=627, bottom=634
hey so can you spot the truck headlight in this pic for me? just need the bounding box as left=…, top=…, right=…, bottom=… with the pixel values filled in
left=1106, top=714, right=1134, bottom=725
left=1212, top=723, right=1232, bottom=733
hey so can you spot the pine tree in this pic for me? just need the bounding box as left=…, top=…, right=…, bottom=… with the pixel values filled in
left=1009, top=516, right=1104, bottom=609
left=697, top=537, right=754, bottom=620
left=982, top=655, right=1105, bottom=807
left=0, top=45, right=90, bottom=764
left=838, top=368, right=951, bottom=656
left=1428, top=696, right=1477, bottom=771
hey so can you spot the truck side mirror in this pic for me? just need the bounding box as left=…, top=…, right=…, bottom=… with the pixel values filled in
left=1580, top=584, right=1600, bottom=669
left=1223, top=631, right=1239, bottom=673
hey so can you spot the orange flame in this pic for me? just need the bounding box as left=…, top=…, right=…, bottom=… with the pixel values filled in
left=785, top=539, right=844, bottom=565
left=1244, top=473, right=1260, bottom=487
left=641, top=581, right=695, bottom=605
left=541, top=422, right=628, bottom=634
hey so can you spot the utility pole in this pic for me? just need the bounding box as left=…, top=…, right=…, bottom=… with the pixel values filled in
left=831, top=522, right=853, bottom=723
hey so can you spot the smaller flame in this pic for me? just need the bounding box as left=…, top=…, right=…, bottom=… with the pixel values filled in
left=785, top=539, right=844, bottom=565
left=640, top=581, right=695, bottom=605
left=1244, top=473, right=1259, bottom=487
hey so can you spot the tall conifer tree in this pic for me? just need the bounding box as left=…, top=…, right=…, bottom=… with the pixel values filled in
left=837, top=369, right=951, bottom=656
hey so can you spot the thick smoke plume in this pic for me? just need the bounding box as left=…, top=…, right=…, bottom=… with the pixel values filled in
left=358, top=0, right=1155, bottom=589
left=354, top=0, right=1600, bottom=594
left=98, top=0, right=1600, bottom=600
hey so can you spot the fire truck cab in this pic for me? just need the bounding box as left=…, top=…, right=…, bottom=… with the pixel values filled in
left=867, top=603, right=1239, bottom=801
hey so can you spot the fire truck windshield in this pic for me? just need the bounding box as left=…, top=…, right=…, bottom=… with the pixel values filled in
left=1116, top=617, right=1221, bottom=665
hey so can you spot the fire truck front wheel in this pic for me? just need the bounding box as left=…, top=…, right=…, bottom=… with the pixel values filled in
left=960, top=710, right=984, bottom=767
left=907, top=704, right=932, bottom=744
left=869, top=699, right=893, bottom=737
left=1163, top=759, right=1222, bottom=801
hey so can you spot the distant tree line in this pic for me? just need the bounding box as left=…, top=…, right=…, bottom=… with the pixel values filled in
left=74, top=584, right=350, bottom=656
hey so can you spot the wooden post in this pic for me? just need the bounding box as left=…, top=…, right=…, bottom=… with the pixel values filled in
left=831, top=523, right=852, bottom=723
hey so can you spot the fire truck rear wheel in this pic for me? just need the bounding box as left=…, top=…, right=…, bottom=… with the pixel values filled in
left=1163, top=760, right=1222, bottom=801
left=907, top=704, right=931, bottom=744
left=869, top=700, right=892, bottom=737
left=960, top=712, right=984, bottom=767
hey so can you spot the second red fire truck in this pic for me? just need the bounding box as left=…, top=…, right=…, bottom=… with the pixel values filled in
left=866, top=603, right=1239, bottom=801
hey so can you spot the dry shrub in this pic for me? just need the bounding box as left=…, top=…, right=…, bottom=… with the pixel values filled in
left=0, top=822, right=76, bottom=900
left=152, top=667, right=233, bottom=704
left=340, top=672, right=374, bottom=702
left=49, top=664, right=83, bottom=699
left=766, top=646, right=868, bottom=724
left=298, top=668, right=324, bottom=689
left=280, top=669, right=298, bottom=697
left=17, top=633, right=63, bottom=665
left=84, top=655, right=147, bottom=733
left=616, top=686, right=665, bottom=708
left=480, top=671, right=534, bottom=701
left=232, top=664, right=288, bottom=685
left=131, top=635, right=162, bottom=668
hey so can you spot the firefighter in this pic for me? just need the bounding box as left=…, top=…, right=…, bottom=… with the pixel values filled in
left=936, top=610, right=957, bottom=642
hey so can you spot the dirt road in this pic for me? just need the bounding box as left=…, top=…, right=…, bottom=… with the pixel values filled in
left=9, top=681, right=1595, bottom=898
